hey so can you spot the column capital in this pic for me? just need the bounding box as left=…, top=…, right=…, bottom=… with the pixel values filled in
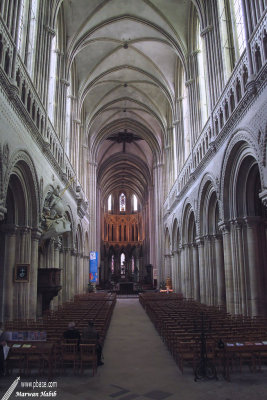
left=45, top=26, right=56, bottom=36
left=230, top=218, right=244, bottom=229
left=71, top=248, right=77, bottom=256
left=0, top=199, right=7, bottom=221
left=53, top=237, right=63, bottom=250
left=182, top=243, right=189, bottom=249
left=218, top=221, right=230, bottom=234
left=31, top=228, right=43, bottom=241
left=213, top=234, right=223, bottom=241
left=19, top=226, right=31, bottom=235
left=200, top=25, right=213, bottom=37
left=185, top=79, right=194, bottom=87
left=60, top=79, right=70, bottom=87
left=164, top=254, right=172, bottom=258
left=190, top=49, right=200, bottom=56
left=195, top=236, right=204, bottom=246
left=259, top=189, right=267, bottom=208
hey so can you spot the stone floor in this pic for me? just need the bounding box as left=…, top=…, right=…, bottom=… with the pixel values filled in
left=1, top=298, right=267, bottom=400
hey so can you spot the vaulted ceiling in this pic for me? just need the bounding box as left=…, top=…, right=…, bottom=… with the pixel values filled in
left=61, top=0, right=193, bottom=205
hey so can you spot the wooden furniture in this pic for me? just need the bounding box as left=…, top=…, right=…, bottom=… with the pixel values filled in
left=139, top=293, right=267, bottom=379
left=79, top=344, right=97, bottom=376
left=220, top=342, right=267, bottom=381
left=7, top=342, right=55, bottom=377
left=60, top=343, right=78, bottom=374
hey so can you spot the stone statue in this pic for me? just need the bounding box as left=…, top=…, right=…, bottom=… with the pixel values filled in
left=41, top=185, right=71, bottom=239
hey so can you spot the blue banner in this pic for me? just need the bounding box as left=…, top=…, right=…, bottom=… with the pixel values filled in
left=89, top=251, right=98, bottom=282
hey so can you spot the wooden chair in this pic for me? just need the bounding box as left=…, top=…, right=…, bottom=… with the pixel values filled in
left=79, top=344, right=97, bottom=376
left=6, top=351, right=26, bottom=376
left=61, top=343, right=78, bottom=374
left=176, top=341, right=198, bottom=374
left=25, top=348, right=45, bottom=376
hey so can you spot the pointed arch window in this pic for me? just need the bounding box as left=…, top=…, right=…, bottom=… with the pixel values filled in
left=111, top=254, right=114, bottom=274
left=232, top=0, right=245, bottom=57
left=119, top=193, right=126, bottom=212
left=17, top=0, right=39, bottom=77
left=65, top=83, right=72, bottom=157
left=133, top=194, right=138, bottom=211
left=108, top=194, right=112, bottom=211
left=218, top=0, right=245, bottom=77
left=131, top=256, right=135, bottom=273
left=120, top=253, right=125, bottom=276
left=197, top=20, right=208, bottom=127
left=47, top=30, right=57, bottom=122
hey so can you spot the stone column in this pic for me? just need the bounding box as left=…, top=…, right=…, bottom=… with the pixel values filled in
left=188, top=244, right=194, bottom=298
left=171, top=251, right=177, bottom=291
left=64, top=248, right=71, bottom=301
left=153, top=163, right=164, bottom=283
left=83, top=256, right=89, bottom=293
left=58, top=242, right=64, bottom=306
left=179, top=245, right=186, bottom=297
left=177, top=248, right=182, bottom=293
left=245, top=217, right=261, bottom=316
left=192, top=243, right=200, bottom=301
left=164, top=254, right=172, bottom=279
left=214, top=234, right=226, bottom=307
left=196, top=236, right=205, bottom=304
left=183, top=244, right=190, bottom=298
left=219, top=222, right=235, bottom=314
left=200, top=25, right=216, bottom=109
left=71, top=248, right=77, bottom=299
left=2, top=225, right=18, bottom=320
left=87, top=161, right=97, bottom=252
left=204, top=235, right=213, bottom=305
left=241, top=0, right=256, bottom=86
left=29, top=228, right=42, bottom=319
left=233, top=219, right=247, bottom=314
left=18, top=227, right=31, bottom=319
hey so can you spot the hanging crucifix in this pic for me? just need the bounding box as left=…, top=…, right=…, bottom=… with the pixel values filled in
left=106, top=129, right=143, bottom=152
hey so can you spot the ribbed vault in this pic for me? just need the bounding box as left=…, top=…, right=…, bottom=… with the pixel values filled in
left=59, top=0, right=192, bottom=207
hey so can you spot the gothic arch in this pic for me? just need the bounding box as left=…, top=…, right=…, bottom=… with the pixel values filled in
left=181, top=202, right=196, bottom=244
left=198, top=177, right=220, bottom=236
left=171, top=218, right=181, bottom=252
left=164, top=227, right=171, bottom=254
left=220, top=132, right=262, bottom=221
left=220, top=135, right=267, bottom=316
left=63, top=209, right=74, bottom=249
left=4, top=150, right=40, bottom=227
left=84, top=231, right=89, bottom=255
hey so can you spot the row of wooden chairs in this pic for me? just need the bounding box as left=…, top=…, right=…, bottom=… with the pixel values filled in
left=4, top=293, right=116, bottom=376
left=139, top=293, right=267, bottom=376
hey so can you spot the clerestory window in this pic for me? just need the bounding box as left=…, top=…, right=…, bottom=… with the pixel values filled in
left=119, top=193, right=126, bottom=212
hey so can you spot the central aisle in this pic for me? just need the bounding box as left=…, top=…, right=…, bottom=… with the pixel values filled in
left=99, top=298, right=182, bottom=394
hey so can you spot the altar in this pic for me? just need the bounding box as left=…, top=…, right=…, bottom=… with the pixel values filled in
left=119, top=282, right=134, bottom=295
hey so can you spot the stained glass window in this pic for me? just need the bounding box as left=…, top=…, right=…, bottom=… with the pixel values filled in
left=120, top=253, right=125, bottom=275
left=111, top=255, right=114, bottom=273
left=120, top=193, right=126, bottom=212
